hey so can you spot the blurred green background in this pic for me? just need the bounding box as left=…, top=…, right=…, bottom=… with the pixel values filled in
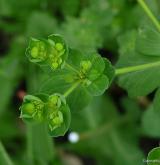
left=0, top=0, right=160, bottom=164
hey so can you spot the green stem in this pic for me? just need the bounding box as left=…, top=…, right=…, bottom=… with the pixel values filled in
left=79, top=115, right=129, bottom=141
left=63, top=81, right=81, bottom=97
left=65, top=63, right=80, bottom=74
left=115, top=61, right=160, bottom=75
left=137, top=0, right=160, bottom=31
left=0, top=141, right=14, bottom=165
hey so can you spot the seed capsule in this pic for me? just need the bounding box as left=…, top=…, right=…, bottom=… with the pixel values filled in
left=55, top=43, right=64, bottom=51
left=22, top=103, right=35, bottom=116
left=31, top=47, right=39, bottom=58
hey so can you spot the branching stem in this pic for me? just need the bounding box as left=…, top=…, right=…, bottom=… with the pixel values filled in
left=137, top=0, right=160, bottom=31
left=63, top=81, right=81, bottom=97
left=115, top=61, right=160, bottom=75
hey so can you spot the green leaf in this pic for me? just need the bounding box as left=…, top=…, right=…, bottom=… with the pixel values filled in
left=39, top=69, right=72, bottom=95
left=26, top=11, right=57, bottom=37
left=147, top=147, right=160, bottom=165
left=67, top=96, right=144, bottom=165
left=0, top=141, right=14, bottom=165
left=103, top=58, right=115, bottom=85
left=117, top=29, right=160, bottom=97
left=60, top=0, right=80, bottom=16
left=0, top=39, right=24, bottom=114
left=60, top=0, right=114, bottom=52
left=27, top=124, right=55, bottom=165
left=153, top=88, right=160, bottom=116
left=136, top=27, right=160, bottom=56
left=67, top=86, right=92, bottom=111
left=87, top=75, right=109, bottom=96
left=142, top=105, right=160, bottom=138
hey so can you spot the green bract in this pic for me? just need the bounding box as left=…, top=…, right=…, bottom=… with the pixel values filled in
left=26, top=34, right=68, bottom=70
left=26, top=38, right=48, bottom=63
left=20, top=94, right=71, bottom=137
left=46, top=94, right=71, bottom=136
left=20, top=95, right=45, bottom=122
left=47, top=34, right=68, bottom=70
left=67, top=49, right=115, bottom=96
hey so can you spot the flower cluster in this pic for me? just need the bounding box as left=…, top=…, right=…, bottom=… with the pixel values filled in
left=20, top=94, right=70, bottom=136
left=26, top=34, right=68, bottom=70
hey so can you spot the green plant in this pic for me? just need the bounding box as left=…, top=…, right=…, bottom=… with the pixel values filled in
left=20, top=0, right=160, bottom=140
left=20, top=34, right=115, bottom=136
left=19, top=0, right=160, bottom=140
left=1, top=0, right=160, bottom=164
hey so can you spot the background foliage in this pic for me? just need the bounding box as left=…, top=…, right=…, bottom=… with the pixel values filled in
left=0, top=0, right=160, bottom=164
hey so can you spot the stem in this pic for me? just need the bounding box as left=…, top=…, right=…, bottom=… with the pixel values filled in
left=137, top=0, right=160, bottom=31
left=115, top=61, right=160, bottom=75
left=63, top=81, right=81, bottom=97
left=0, top=141, right=14, bottom=165
left=79, top=115, right=129, bottom=141
left=65, top=63, right=80, bottom=74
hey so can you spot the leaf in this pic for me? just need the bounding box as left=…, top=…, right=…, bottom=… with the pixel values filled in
left=0, top=141, right=14, bottom=165
left=103, top=58, right=115, bottom=85
left=86, top=75, right=109, bottom=96
left=59, top=0, right=80, bottom=16
left=27, top=124, right=55, bottom=165
left=153, top=88, right=160, bottom=116
left=142, top=105, right=160, bottom=138
left=67, top=96, right=144, bottom=165
left=117, top=29, right=160, bottom=97
left=136, top=27, right=160, bottom=56
left=147, top=147, right=160, bottom=165
left=67, top=86, right=92, bottom=112
left=26, top=11, right=57, bottom=37
left=0, top=39, right=24, bottom=114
